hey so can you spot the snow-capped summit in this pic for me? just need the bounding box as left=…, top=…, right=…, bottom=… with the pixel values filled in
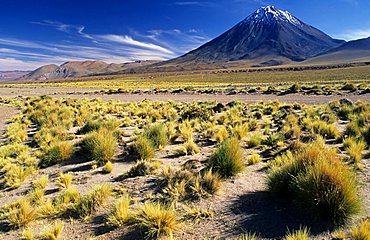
left=163, top=6, right=345, bottom=66
left=248, top=6, right=301, bottom=25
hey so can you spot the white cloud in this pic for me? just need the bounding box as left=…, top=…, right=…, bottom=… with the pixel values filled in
left=0, top=19, right=210, bottom=70
left=99, top=34, right=174, bottom=55
left=334, top=29, right=370, bottom=41
left=0, top=58, right=50, bottom=71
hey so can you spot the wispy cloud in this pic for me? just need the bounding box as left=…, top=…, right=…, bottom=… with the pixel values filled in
left=136, top=28, right=209, bottom=54
left=99, top=34, right=174, bottom=55
left=0, top=20, right=209, bottom=70
left=32, top=20, right=93, bottom=39
left=334, top=28, right=370, bottom=41
left=0, top=58, right=55, bottom=71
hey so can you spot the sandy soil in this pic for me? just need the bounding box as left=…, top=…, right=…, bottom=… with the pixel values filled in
left=0, top=86, right=370, bottom=104
left=0, top=105, right=19, bottom=140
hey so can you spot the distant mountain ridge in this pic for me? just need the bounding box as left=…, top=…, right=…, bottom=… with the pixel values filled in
left=304, top=37, right=370, bottom=64
left=0, top=71, right=30, bottom=82
left=22, top=60, right=159, bottom=81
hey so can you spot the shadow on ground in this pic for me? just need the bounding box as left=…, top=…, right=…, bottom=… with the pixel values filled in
left=229, top=191, right=333, bottom=238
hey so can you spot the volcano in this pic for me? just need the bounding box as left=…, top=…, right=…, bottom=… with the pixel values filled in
left=164, top=6, right=345, bottom=67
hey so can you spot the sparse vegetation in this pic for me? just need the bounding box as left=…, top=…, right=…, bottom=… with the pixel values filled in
left=106, top=196, right=131, bottom=227
left=80, top=128, right=117, bottom=166
left=136, top=202, right=180, bottom=239
left=268, top=141, right=361, bottom=225
left=350, top=219, right=370, bottom=240
left=208, top=138, right=244, bottom=178
left=55, top=172, right=73, bottom=190
left=143, top=123, right=169, bottom=149
left=284, top=227, right=310, bottom=240
left=73, top=183, right=112, bottom=219
left=40, top=220, right=64, bottom=240
left=247, top=153, right=262, bottom=165
left=0, top=95, right=368, bottom=240
left=132, top=136, right=155, bottom=160
left=6, top=198, right=37, bottom=228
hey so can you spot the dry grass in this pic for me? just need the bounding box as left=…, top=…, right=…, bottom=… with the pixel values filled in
left=135, top=202, right=180, bottom=239
left=132, top=136, right=155, bottom=160
left=106, top=196, right=131, bottom=227
left=7, top=198, right=37, bottom=228
left=55, top=172, right=73, bottom=190
left=208, top=138, right=244, bottom=178
left=284, top=227, right=310, bottom=240
left=80, top=128, right=117, bottom=166
left=268, top=141, right=361, bottom=225
left=40, top=220, right=64, bottom=240
left=350, top=219, right=370, bottom=240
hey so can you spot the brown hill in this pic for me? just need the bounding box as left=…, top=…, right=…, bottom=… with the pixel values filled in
left=23, top=60, right=159, bottom=80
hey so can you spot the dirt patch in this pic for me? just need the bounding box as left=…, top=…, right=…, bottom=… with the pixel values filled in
left=0, top=86, right=369, bottom=105
left=0, top=105, right=19, bottom=139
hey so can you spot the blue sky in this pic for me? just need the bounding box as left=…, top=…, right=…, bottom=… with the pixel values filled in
left=1, top=0, right=370, bottom=70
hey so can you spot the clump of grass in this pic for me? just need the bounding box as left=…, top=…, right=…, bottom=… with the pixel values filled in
left=3, top=165, right=33, bottom=189
left=200, top=169, right=221, bottom=195
left=80, top=128, right=116, bottom=166
left=311, top=120, right=339, bottom=139
left=284, top=227, right=310, bottom=240
left=178, top=120, right=194, bottom=142
left=40, top=141, right=74, bottom=167
left=184, top=206, right=214, bottom=224
left=106, top=196, right=131, bottom=227
left=268, top=141, right=361, bottom=225
left=53, top=186, right=80, bottom=213
left=143, top=123, right=169, bottom=149
left=208, top=138, right=244, bottom=178
left=7, top=198, right=37, bottom=228
left=73, top=183, right=112, bottom=219
left=40, top=220, right=64, bottom=240
left=343, top=121, right=362, bottom=138
left=345, top=140, right=366, bottom=164
left=331, top=230, right=346, bottom=240
left=247, top=153, right=262, bottom=165
left=177, top=140, right=200, bottom=156
left=248, top=119, right=258, bottom=131
left=56, top=172, right=73, bottom=190
left=132, top=136, right=155, bottom=160
left=105, top=161, right=113, bottom=173
left=350, top=219, right=370, bottom=240
left=247, top=134, right=263, bottom=148
left=231, top=124, right=249, bottom=140
left=38, top=198, right=59, bottom=217
left=213, top=126, right=229, bottom=143
left=135, top=202, right=180, bottom=239
left=32, top=175, right=49, bottom=190
left=267, top=151, right=295, bottom=169
left=78, top=118, right=120, bottom=134
left=343, top=137, right=356, bottom=150
left=5, top=122, right=28, bottom=143
left=157, top=166, right=198, bottom=203
left=126, top=160, right=160, bottom=178
left=22, top=227, right=35, bottom=240
left=27, top=188, right=45, bottom=205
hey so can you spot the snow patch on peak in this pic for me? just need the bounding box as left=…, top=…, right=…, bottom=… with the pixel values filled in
left=247, top=6, right=301, bottom=26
